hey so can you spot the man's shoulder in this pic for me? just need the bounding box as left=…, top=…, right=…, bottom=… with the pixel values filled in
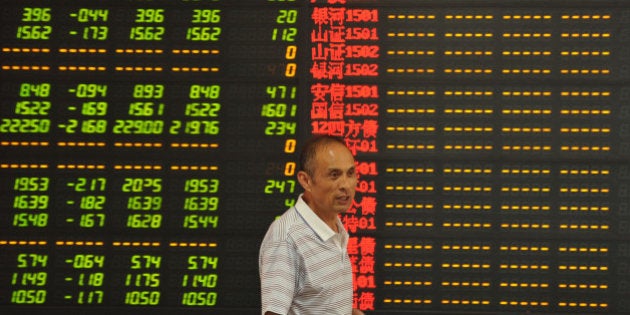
left=264, top=207, right=308, bottom=241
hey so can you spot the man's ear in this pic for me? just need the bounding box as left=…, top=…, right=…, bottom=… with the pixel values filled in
left=297, top=170, right=311, bottom=192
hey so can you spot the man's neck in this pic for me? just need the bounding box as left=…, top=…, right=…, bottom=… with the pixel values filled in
left=303, top=195, right=339, bottom=233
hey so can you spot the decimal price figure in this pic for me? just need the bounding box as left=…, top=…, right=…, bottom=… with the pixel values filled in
left=64, top=177, right=107, bottom=228
left=12, top=177, right=50, bottom=228
left=2, top=83, right=52, bottom=135
left=182, top=178, right=220, bottom=229
left=129, top=9, right=165, bottom=41
left=10, top=254, right=48, bottom=305
left=63, top=255, right=106, bottom=304
left=70, top=8, right=109, bottom=40
left=123, top=255, right=162, bottom=306
left=186, top=9, right=221, bottom=41
left=16, top=7, right=52, bottom=40
left=181, top=256, right=219, bottom=306
left=114, top=84, right=166, bottom=136
left=62, top=84, right=109, bottom=135
left=122, top=178, right=163, bottom=229
left=171, top=85, right=221, bottom=136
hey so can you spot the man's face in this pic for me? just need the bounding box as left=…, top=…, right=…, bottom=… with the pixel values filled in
left=302, top=142, right=357, bottom=216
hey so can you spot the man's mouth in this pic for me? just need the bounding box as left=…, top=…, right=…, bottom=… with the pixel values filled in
left=337, top=195, right=350, bottom=202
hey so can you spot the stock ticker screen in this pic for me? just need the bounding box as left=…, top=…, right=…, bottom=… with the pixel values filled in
left=1, top=0, right=629, bottom=314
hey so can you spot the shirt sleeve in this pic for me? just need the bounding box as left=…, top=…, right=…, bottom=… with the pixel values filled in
left=259, top=229, right=297, bottom=315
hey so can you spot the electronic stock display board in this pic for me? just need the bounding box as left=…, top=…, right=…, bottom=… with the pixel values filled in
left=1, top=0, right=629, bottom=314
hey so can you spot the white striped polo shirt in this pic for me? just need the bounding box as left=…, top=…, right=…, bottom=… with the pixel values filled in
left=259, top=194, right=353, bottom=315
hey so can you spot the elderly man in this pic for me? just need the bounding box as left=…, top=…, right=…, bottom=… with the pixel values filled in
left=259, top=135, right=365, bottom=315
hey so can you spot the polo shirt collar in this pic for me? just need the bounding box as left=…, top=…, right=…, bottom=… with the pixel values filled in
left=295, top=194, right=346, bottom=243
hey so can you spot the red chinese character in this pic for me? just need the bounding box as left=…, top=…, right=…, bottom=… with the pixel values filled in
left=359, top=196, right=377, bottom=216
left=311, top=102, right=329, bottom=120
left=311, top=8, right=330, bottom=26
left=349, top=255, right=359, bottom=273
left=310, top=62, right=329, bottom=80
left=343, top=214, right=359, bottom=233
left=345, top=138, right=360, bottom=155
left=329, top=43, right=346, bottom=61
left=328, top=120, right=345, bottom=137
left=311, top=43, right=330, bottom=61
left=362, top=119, right=379, bottom=138
left=329, top=102, right=345, bottom=120
left=357, top=291, right=375, bottom=311
left=358, top=256, right=375, bottom=274
left=328, top=61, right=345, bottom=80
left=329, top=83, right=346, bottom=102
left=328, top=8, right=347, bottom=25
left=345, top=205, right=357, bottom=215
left=347, top=236, right=359, bottom=255
left=311, top=27, right=329, bottom=43
left=359, top=237, right=376, bottom=256
left=310, top=83, right=330, bottom=101
left=329, top=26, right=347, bottom=43
left=345, top=119, right=362, bottom=138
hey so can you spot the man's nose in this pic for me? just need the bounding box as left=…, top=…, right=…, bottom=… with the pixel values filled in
left=339, top=174, right=356, bottom=190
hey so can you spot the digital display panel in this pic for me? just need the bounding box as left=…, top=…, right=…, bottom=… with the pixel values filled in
left=1, top=1, right=629, bottom=314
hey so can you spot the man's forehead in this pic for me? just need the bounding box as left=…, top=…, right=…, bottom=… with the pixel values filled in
left=312, top=143, right=354, bottom=167
left=322, top=158, right=356, bottom=173
left=325, top=164, right=355, bottom=171
left=319, top=142, right=353, bottom=158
